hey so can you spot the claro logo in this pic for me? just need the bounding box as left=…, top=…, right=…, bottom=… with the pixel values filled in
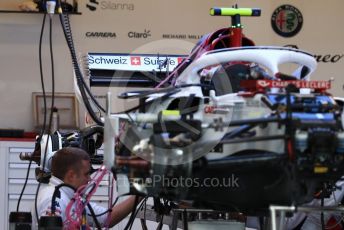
left=85, top=32, right=117, bottom=38
left=128, top=30, right=151, bottom=39
left=86, top=0, right=134, bottom=11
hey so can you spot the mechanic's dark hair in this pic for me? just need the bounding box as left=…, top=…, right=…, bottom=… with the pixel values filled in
left=51, top=147, right=90, bottom=180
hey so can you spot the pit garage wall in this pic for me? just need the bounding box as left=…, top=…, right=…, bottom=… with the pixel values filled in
left=0, top=0, right=343, bottom=131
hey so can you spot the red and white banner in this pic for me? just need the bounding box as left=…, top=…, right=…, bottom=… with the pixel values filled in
left=242, top=80, right=331, bottom=90
left=257, top=80, right=331, bottom=89
left=88, top=53, right=186, bottom=72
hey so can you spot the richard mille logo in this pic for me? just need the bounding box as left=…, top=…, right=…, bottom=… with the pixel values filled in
left=86, top=0, right=135, bottom=11
left=162, top=34, right=203, bottom=40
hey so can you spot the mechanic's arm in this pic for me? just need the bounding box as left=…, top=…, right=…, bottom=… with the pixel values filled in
left=108, top=196, right=140, bottom=227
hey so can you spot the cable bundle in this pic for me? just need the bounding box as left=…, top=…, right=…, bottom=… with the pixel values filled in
left=64, top=165, right=109, bottom=229
left=59, top=13, right=105, bottom=125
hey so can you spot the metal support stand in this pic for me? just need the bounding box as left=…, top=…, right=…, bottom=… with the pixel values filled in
left=136, top=206, right=247, bottom=229
left=136, top=205, right=184, bottom=229
left=270, top=205, right=344, bottom=230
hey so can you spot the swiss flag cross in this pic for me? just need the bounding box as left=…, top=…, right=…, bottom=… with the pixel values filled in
left=130, top=56, right=141, bottom=65
left=177, top=57, right=184, bottom=64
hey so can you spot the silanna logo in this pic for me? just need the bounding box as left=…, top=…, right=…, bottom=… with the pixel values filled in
left=128, top=30, right=151, bottom=39
left=86, top=0, right=99, bottom=11
left=271, top=5, right=303, bottom=37
left=86, top=0, right=134, bottom=11
left=85, top=32, right=117, bottom=39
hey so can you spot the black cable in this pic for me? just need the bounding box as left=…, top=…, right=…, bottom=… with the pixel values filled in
left=35, top=109, right=52, bottom=224
left=123, top=196, right=140, bottom=230
left=89, top=196, right=147, bottom=229
left=39, top=15, right=56, bottom=185
left=52, top=184, right=102, bottom=229
left=40, top=15, right=56, bottom=183
left=87, top=193, right=132, bottom=218
left=156, top=214, right=164, bottom=230
left=58, top=13, right=103, bottom=112
left=51, top=183, right=76, bottom=215
left=35, top=14, right=56, bottom=224
left=59, top=13, right=102, bottom=114
left=321, top=197, right=325, bottom=230
left=182, top=209, right=188, bottom=230
left=129, top=198, right=146, bottom=230
left=59, top=13, right=105, bottom=126
left=34, top=182, right=42, bottom=224
left=16, top=160, right=32, bottom=212
left=140, top=197, right=148, bottom=230
left=38, top=14, right=48, bottom=137
left=34, top=13, right=47, bottom=224
left=127, top=197, right=148, bottom=230
left=47, top=15, right=56, bottom=134
left=38, top=14, right=55, bottom=200
left=87, top=203, right=102, bottom=230
left=44, top=183, right=102, bottom=229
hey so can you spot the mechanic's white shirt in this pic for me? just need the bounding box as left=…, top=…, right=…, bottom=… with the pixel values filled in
left=31, top=176, right=108, bottom=229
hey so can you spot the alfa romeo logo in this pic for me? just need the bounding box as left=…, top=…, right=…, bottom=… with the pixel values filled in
left=271, top=5, right=303, bottom=37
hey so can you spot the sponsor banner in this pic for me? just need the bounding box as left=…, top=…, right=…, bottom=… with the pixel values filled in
left=88, top=53, right=187, bottom=72
left=241, top=80, right=331, bottom=91
left=256, top=80, right=331, bottom=89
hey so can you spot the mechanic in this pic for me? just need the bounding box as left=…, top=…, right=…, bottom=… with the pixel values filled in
left=32, top=147, right=139, bottom=229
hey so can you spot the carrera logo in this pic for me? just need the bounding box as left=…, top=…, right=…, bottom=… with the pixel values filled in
left=271, top=5, right=303, bottom=37
left=85, top=32, right=116, bottom=38
left=130, top=57, right=141, bottom=65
